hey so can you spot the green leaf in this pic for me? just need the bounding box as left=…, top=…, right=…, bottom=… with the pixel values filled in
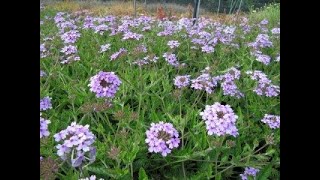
left=138, top=167, right=149, bottom=180
left=256, top=163, right=273, bottom=180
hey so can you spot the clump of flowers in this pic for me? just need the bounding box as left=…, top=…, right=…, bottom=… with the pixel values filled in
left=261, top=114, right=280, bottom=129
left=167, top=40, right=180, bottom=49
left=99, top=43, right=111, bottom=53
left=40, top=113, right=51, bottom=138
left=54, top=122, right=96, bottom=167
left=174, top=75, right=191, bottom=88
left=219, top=67, right=244, bottom=98
left=246, top=71, right=280, bottom=97
left=79, top=175, right=104, bottom=180
left=200, top=102, right=239, bottom=137
left=60, top=44, right=80, bottom=64
left=122, top=31, right=143, bottom=40
left=61, top=45, right=78, bottom=55
left=110, top=48, right=127, bottom=61
left=163, top=52, right=179, bottom=67
left=249, top=34, right=273, bottom=49
left=250, top=50, right=271, bottom=65
left=40, top=96, right=52, bottom=111
left=61, top=30, right=81, bottom=44
left=201, top=45, right=215, bottom=53
left=132, top=55, right=159, bottom=67
left=40, top=70, right=47, bottom=77
left=40, top=43, right=49, bottom=58
left=88, top=71, right=122, bottom=98
left=240, top=167, right=260, bottom=180
left=145, top=121, right=180, bottom=157
left=191, top=73, right=217, bottom=94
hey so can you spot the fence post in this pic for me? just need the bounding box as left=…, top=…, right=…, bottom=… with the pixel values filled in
left=193, top=0, right=201, bottom=25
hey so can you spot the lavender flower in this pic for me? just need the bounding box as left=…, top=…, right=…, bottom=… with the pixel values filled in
left=271, top=28, right=280, bottom=35
left=174, top=75, right=191, bottom=88
left=201, top=45, right=215, bottom=53
left=240, top=167, right=260, bottom=180
left=254, top=82, right=280, bottom=97
left=221, top=80, right=244, bottom=98
left=40, top=43, right=49, bottom=58
left=110, top=48, right=127, bottom=61
left=252, top=52, right=271, bottom=65
left=61, top=30, right=81, bottom=44
left=261, top=114, right=280, bottom=129
left=54, top=122, right=96, bottom=167
left=249, top=34, right=273, bottom=49
left=133, top=44, right=148, bottom=53
left=40, top=70, right=47, bottom=77
left=40, top=96, right=52, bottom=111
left=94, top=24, right=108, bottom=35
left=122, top=31, right=143, bottom=40
left=191, top=74, right=217, bottom=94
left=88, top=71, right=122, bottom=98
left=163, top=52, right=179, bottom=67
left=61, top=45, right=77, bottom=55
left=167, top=40, right=180, bottom=49
left=260, top=19, right=269, bottom=25
left=99, top=44, right=111, bottom=53
left=145, top=121, right=180, bottom=157
left=40, top=113, right=51, bottom=138
left=200, top=102, right=239, bottom=137
left=246, top=71, right=280, bottom=97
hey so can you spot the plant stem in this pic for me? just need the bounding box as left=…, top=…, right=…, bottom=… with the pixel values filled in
left=130, top=163, right=134, bottom=178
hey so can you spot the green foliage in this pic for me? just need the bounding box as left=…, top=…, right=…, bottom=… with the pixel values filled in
left=40, top=4, right=279, bottom=179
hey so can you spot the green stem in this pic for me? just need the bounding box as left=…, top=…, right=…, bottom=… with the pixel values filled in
left=130, top=163, right=134, bottom=178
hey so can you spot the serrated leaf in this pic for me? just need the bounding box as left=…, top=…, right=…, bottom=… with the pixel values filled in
left=139, top=167, right=148, bottom=180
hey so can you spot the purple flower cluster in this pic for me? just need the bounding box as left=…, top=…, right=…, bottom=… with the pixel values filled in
left=110, top=48, right=127, bottom=61
left=40, top=113, right=51, bottom=138
left=174, top=75, right=191, bottom=88
left=201, top=45, right=215, bottom=53
left=219, top=67, right=244, bottom=98
left=249, top=34, right=273, bottom=49
left=61, top=30, right=81, bottom=44
left=145, top=122, right=180, bottom=157
left=88, top=71, right=122, bottom=98
left=271, top=27, right=280, bottom=35
left=261, top=114, right=280, bottom=129
left=61, top=45, right=78, bottom=55
left=54, top=12, right=81, bottom=64
left=200, top=102, right=239, bottom=137
left=132, top=55, right=159, bottom=67
left=54, top=122, right=96, bottom=167
left=99, top=43, right=111, bottom=53
left=122, top=31, right=143, bottom=40
left=163, top=52, right=179, bottom=67
left=240, top=167, right=260, bottom=180
left=133, top=44, right=148, bottom=53
left=191, top=73, right=217, bottom=94
left=40, top=43, right=49, bottom=58
left=246, top=71, right=280, bottom=97
left=94, top=24, right=109, bottom=35
left=79, top=175, right=104, bottom=180
left=40, top=70, right=47, bottom=77
left=167, top=40, right=180, bottom=49
left=40, top=96, right=52, bottom=111
left=251, top=51, right=271, bottom=65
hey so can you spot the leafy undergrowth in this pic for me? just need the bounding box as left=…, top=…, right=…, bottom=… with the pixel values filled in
left=40, top=2, right=280, bottom=180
